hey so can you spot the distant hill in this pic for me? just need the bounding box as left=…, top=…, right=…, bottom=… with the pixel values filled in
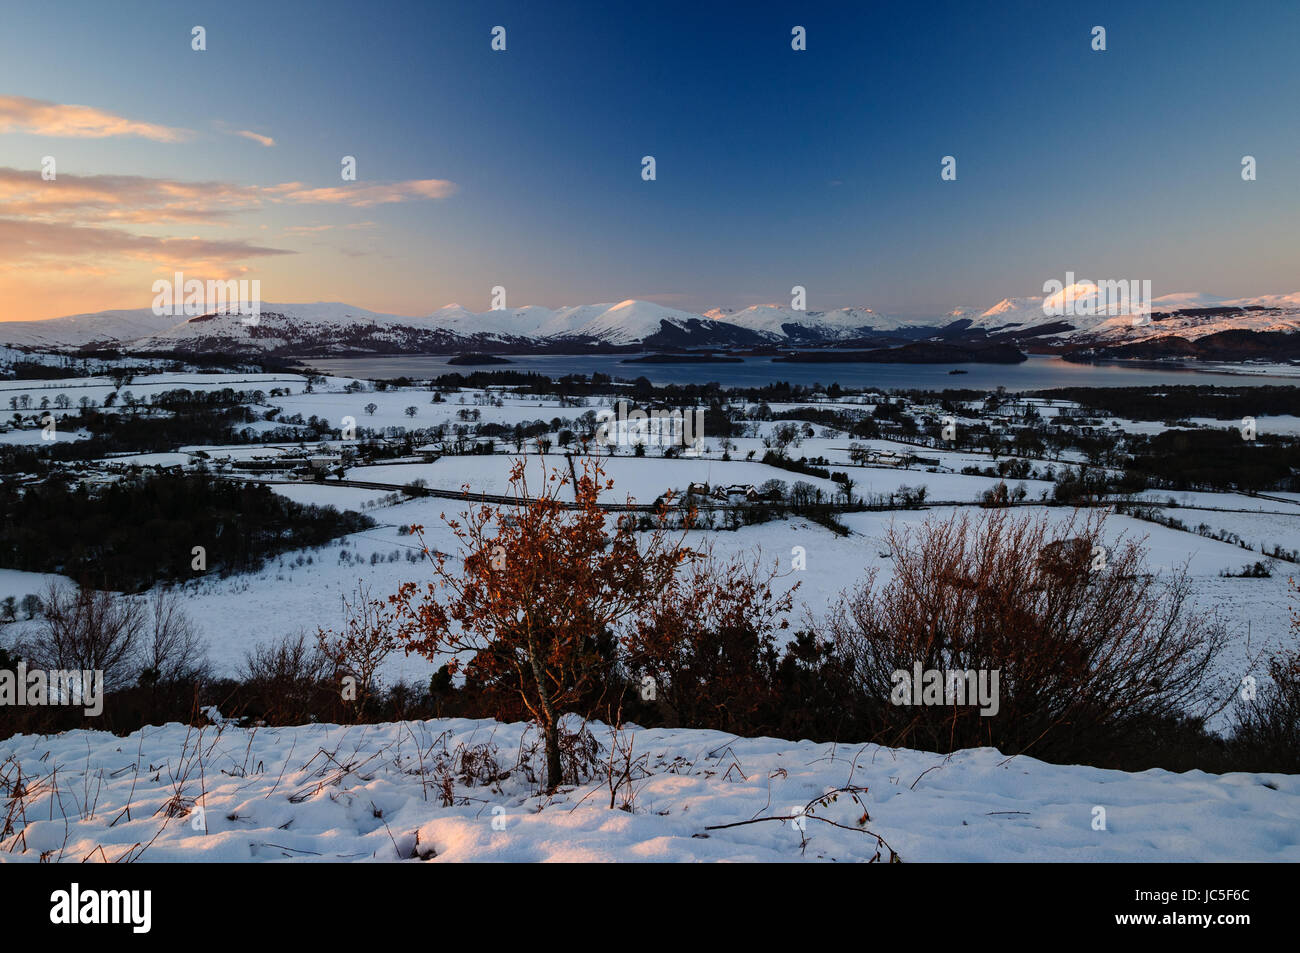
left=4, top=287, right=1298, bottom=359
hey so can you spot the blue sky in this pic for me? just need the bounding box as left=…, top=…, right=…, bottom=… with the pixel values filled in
left=1, top=0, right=1297, bottom=321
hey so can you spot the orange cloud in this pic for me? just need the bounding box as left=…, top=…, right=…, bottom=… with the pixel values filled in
left=0, top=168, right=258, bottom=224
left=0, top=167, right=456, bottom=223
left=0, top=218, right=294, bottom=270
left=234, top=129, right=275, bottom=147
left=0, top=95, right=192, bottom=141
left=266, top=179, right=457, bottom=207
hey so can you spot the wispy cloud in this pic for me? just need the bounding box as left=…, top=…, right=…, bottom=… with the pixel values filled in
left=233, top=129, right=275, bottom=147
left=264, top=179, right=457, bottom=207
left=0, top=95, right=191, bottom=141
left=0, top=167, right=458, bottom=224
left=0, top=218, right=293, bottom=271
left=0, top=168, right=257, bottom=224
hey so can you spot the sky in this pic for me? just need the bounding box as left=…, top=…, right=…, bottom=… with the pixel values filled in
left=0, top=0, right=1297, bottom=323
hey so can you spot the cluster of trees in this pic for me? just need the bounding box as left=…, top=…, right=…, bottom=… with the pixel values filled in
left=477, top=418, right=554, bottom=451
left=0, top=385, right=344, bottom=476
left=1036, top=385, right=1300, bottom=422
left=1126, top=429, right=1300, bottom=492
left=2, top=357, right=183, bottom=381
left=416, top=370, right=873, bottom=411
left=2, top=407, right=263, bottom=476
left=0, top=472, right=373, bottom=591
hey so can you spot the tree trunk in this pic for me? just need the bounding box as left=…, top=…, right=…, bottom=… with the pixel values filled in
left=544, top=721, right=562, bottom=793
left=526, top=629, right=563, bottom=793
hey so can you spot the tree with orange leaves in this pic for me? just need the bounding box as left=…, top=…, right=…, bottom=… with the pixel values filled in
left=392, top=457, right=693, bottom=792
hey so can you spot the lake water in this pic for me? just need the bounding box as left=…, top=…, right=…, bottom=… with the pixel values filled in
left=302, top=353, right=1300, bottom=391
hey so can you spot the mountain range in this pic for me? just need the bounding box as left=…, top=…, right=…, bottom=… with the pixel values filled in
left=3, top=285, right=1299, bottom=359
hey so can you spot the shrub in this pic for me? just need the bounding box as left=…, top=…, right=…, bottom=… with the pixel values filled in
left=819, top=508, right=1227, bottom=763
left=1230, top=648, right=1300, bottom=773
left=238, top=632, right=331, bottom=724
left=625, top=551, right=796, bottom=732
left=137, top=589, right=209, bottom=685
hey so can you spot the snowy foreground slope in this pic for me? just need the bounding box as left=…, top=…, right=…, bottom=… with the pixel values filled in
left=1, top=717, right=1295, bottom=863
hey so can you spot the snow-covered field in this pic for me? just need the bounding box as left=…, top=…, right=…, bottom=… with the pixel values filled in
left=0, top=568, right=66, bottom=606
left=348, top=455, right=847, bottom=502
left=1, top=716, right=1295, bottom=863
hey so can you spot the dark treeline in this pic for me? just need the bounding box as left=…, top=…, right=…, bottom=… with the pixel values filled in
left=2, top=347, right=293, bottom=380
left=4, top=361, right=106, bottom=380
left=0, top=472, right=373, bottom=592
left=409, top=369, right=876, bottom=406
left=425, top=375, right=1300, bottom=432
left=1125, top=429, right=1300, bottom=492
left=1032, top=385, right=1300, bottom=421
left=132, top=349, right=304, bottom=375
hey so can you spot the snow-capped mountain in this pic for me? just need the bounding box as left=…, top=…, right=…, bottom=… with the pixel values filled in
left=3, top=299, right=919, bottom=356
left=0, top=308, right=186, bottom=349
left=425, top=299, right=870, bottom=346
left=969, top=285, right=1300, bottom=343
left=4, top=288, right=1300, bottom=357
left=702, top=305, right=913, bottom=341
left=133, top=303, right=494, bottom=356
left=560, top=300, right=717, bottom=345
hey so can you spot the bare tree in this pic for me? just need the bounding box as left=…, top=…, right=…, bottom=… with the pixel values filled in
left=28, top=583, right=144, bottom=690
left=240, top=632, right=330, bottom=724
left=316, top=582, right=399, bottom=719
left=137, top=590, right=209, bottom=685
